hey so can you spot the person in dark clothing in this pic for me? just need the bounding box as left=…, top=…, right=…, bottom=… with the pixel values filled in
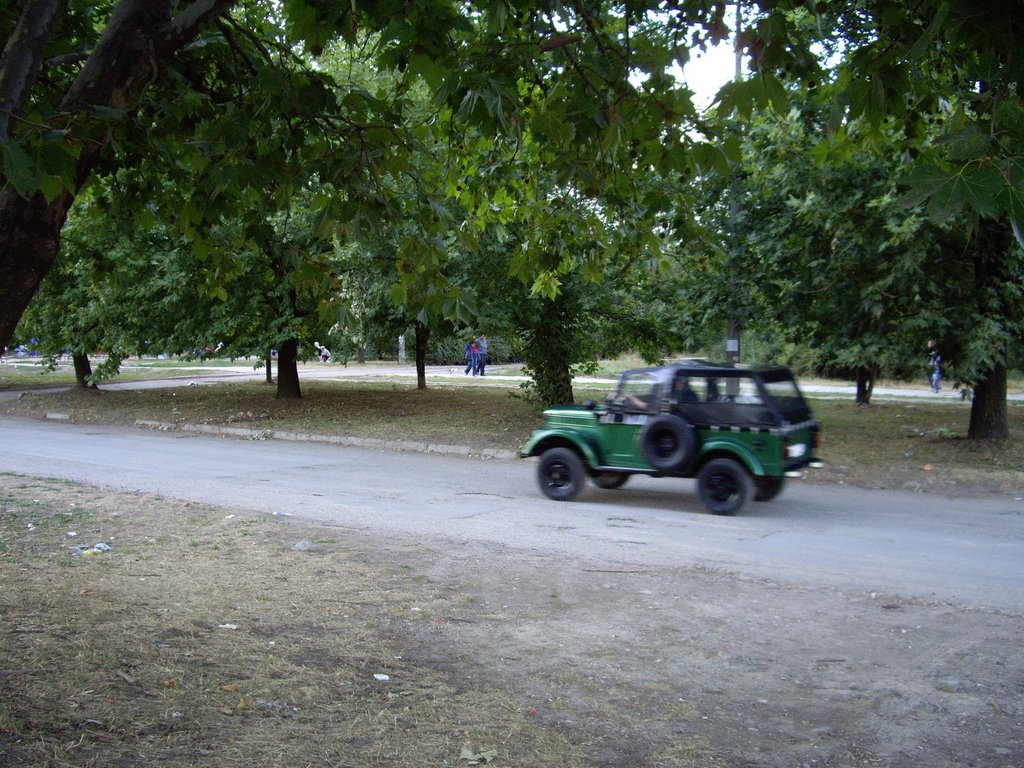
left=927, top=339, right=943, bottom=393
left=674, top=376, right=699, bottom=403
left=474, top=335, right=488, bottom=376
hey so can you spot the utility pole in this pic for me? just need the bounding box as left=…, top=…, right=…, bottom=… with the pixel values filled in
left=726, top=0, right=744, bottom=366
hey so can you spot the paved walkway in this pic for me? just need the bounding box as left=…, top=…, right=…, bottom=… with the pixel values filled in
left=2, top=360, right=1021, bottom=401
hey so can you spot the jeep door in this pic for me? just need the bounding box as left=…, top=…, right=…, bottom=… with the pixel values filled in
left=601, top=372, right=660, bottom=468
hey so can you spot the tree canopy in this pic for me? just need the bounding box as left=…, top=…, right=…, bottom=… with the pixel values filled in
left=1, top=1, right=1021, bottom=429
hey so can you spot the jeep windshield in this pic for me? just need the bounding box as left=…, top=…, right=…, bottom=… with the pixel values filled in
left=609, top=370, right=661, bottom=413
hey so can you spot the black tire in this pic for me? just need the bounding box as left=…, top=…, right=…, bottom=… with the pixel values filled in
left=697, top=458, right=755, bottom=515
left=640, top=415, right=697, bottom=472
left=593, top=471, right=630, bottom=490
left=537, top=447, right=586, bottom=501
left=754, top=476, right=786, bottom=502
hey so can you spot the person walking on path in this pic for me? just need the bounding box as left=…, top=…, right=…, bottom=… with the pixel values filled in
left=474, top=335, right=488, bottom=376
left=927, top=339, right=943, bottom=393
left=464, top=340, right=479, bottom=375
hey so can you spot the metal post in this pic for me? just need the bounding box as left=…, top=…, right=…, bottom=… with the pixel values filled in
left=726, top=0, right=744, bottom=366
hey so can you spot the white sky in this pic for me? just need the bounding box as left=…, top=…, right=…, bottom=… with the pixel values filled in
left=683, top=40, right=740, bottom=110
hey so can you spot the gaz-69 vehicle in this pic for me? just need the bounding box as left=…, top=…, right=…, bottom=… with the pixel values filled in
left=521, top=361, right=822, bottom=515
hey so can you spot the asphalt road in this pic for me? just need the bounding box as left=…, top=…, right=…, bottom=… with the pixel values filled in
left=1, top=416, right=1022, bottom=613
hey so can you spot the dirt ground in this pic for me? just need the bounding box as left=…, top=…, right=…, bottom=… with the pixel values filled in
left=1, top=473, right=1021, bottom=768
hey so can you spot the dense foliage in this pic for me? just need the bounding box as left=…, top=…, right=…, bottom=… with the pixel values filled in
left=1, top=1, right=1021, bottom=431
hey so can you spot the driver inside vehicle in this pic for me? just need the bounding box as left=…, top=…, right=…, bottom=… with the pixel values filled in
left=673, top=376, right=699, bottom=404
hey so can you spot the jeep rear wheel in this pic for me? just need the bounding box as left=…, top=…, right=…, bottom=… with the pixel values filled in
left=697, top=458, right=754, bottom=515
left=537, top=447, right=585, bottom=501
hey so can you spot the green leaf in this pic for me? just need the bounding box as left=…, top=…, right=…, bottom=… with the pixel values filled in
left=940, top=126, right=992, bottom=162
left=1, top=139, right=38, bottom=198
left=900, top=161, right=1004, bottom=221
left=530, top=271, right=562, bottom=299
left=409, top=53, right=445, bottom=91
left=763, top=73, right=788, bottom=114
left=390, top=282, right=407, bottom=306
left=960, top=163, right=1002, bottom=218
left=715, top=80, right=754, bottom=119
left=39, top=175, right=67, bottom=203
left=1003, top=159, right=1024, bottom=249
left=905, top=5, right=948, bottom=63
left=484, top=0, right=508, bottom=32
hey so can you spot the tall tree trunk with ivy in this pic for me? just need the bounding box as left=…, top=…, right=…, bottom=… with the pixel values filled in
left=519, top=295, right=576, bottom=407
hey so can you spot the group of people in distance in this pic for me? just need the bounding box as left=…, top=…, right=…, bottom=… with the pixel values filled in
left=464, top=335, right=488, bottom=376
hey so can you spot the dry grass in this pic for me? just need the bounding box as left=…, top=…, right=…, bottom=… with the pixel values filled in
left=2, top=378, right=539, bottom=455
left=2, top=367, right=1020, bottom=767
left=0, top=476, right=587, bottom=768
left=809, top=398, right=1024, bottom=495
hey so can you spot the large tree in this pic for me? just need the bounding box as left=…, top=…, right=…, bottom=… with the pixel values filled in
left=716, top=2, right=1023, bottom=436
left=1, top=1, right=236, bottom=349
left=3, top=1, right=1020, bottom=424
left=1, top=0, right=729, bottom=354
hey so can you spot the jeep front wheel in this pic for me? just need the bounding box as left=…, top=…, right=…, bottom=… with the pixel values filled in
left=697, top=458, right=754, bottom=515
left=537, top=447, right=585, bottom=501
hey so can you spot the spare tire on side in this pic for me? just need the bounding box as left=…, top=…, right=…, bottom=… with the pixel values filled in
left=640, top=414, right=698, bottom=472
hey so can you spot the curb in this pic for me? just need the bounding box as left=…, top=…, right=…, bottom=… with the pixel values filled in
left=132, top=419, right=519, bottom=461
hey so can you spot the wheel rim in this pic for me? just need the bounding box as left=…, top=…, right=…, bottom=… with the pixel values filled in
left=546, top=461, right=572, bottom=489
left=654, top=433, right=679, bottom=458
left=706, top=470, right=739, bottom=501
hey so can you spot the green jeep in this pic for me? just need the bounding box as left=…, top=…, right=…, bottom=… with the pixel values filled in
left=520, top=361, right=822, bottom=515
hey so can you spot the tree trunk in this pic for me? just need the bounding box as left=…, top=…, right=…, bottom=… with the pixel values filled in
left=0, top=190, right=74, bottom=352
left=855, top=367, right=875, bottom=406
left=265, top=350, right=274, bottom=384
left=275, top=338, right=302, bottom=399
left=0, top=0, right=236, bottom=352
left=72, top=352, right=95, bottom=389
left=521, top=294, right=576, bottom=406
left=414, top=321, right=429, bottom=390
left=964, top=218, right=1011, bottom=440
left=537, top=365, right=574, bottom=406
left=0, top=0, right=62, bottom=139
left=968, top=362, right=1008, bottom=440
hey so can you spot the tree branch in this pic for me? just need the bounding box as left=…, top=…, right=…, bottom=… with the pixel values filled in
left=0, top=0, right=62, bottom=139
left=163, top=0, right=239, bottom=53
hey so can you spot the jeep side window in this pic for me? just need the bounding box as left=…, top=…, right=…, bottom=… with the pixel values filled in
left=733, top=378, right=764, bottom=404
left=706, top=377, right=725, bottom=402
